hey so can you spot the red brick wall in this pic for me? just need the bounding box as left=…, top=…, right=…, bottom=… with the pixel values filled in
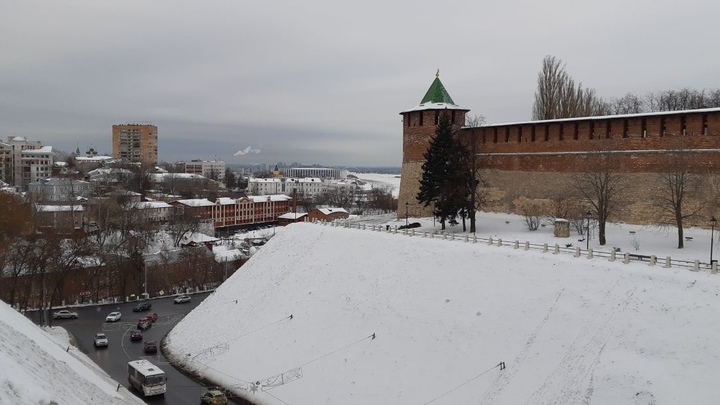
left=463, top=109, right=720, bottom=173
left=398, top=108, right=720, bottom=222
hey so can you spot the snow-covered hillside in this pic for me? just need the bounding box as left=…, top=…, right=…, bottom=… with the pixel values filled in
left=165, top=218, right=720, bottom=404
left=0, top=300, right=145, bottom=405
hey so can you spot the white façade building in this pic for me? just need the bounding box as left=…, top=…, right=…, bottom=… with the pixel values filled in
left=247, top=177, right=327, bottom=198
left=0, top=136, right=54, bottom=189
left=247, top=177, right=363, bottom=200
left=282, top=167, right=347, bottom=179
left=27, top=177, right=92, bottom=202
left=183, top=160, right=225, bottom=181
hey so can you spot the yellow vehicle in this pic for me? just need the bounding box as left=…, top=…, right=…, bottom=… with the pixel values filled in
left=200, top=388, right=228, bottom=405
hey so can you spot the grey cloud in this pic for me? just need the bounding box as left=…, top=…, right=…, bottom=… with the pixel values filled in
left=2, top=0, right=720, bottom=167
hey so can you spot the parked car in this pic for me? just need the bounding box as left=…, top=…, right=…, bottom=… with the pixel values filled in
left=143, top=340, right=158, bottom=354
left=130, top=329, right=143, bottom=341
left=94, top=333, right=108, bottom=347
left=146, top=312, right=158, bottom=322
left=200, top=389, right=228, bottom=405
left=174, top=295, right=191, bottom=304
left=105, top=311, right=122, bottom=322
left=53, top=310, right=78, bottom=320
left=132, top=302, right=152, bottom=312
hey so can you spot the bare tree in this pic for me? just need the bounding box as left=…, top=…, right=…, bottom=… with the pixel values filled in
left=571, top=153, right=628, bottom=246
left=166, top=207, right=201, bottom=247
left=609, top=93, right=645, bottom=114
left=532, top=55, right=609, bottom=120
left=653, top=149, right=705, bottom=248
left=366, top=186, right=396, bottom=213
left=646, top=88, right=720, bottom=112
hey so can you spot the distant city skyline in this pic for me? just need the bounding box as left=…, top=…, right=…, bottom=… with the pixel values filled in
left=3, top=1, right=720, bottom=166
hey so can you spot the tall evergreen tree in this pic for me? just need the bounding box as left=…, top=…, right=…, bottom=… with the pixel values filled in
left=417, top=113, right=468, bottom=230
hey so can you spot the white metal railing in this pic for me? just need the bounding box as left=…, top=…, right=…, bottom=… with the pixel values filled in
left=313, top=219, right=717, bottom=274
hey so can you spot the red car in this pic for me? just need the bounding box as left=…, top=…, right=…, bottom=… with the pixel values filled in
left=137, top=317, right=151, bottom=330
left=146, top=312, right=158, bottom=322
left=144, top=340, right=158, bottom=354
left=130, top=329, right=143, bottom=341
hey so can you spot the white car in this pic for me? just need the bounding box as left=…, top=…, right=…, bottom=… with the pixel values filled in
left=53, top=309, right=78, bottom=319
left=174, top=295, right=191, bottom=304
left=94, top=333, right=108, bottom=347
left=105, top=311, right=122, bottom=322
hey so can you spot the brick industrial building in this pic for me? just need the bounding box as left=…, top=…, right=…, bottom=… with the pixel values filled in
left=398, top=74, right=720, bottom=225
left=112, top=124, right=158, bottom=166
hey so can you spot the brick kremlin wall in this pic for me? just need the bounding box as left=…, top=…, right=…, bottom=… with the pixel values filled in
left=399, top=108, right=720, bottom=225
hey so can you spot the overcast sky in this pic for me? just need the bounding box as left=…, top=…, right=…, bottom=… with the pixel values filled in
left=2, top=1, right=719, bottom=167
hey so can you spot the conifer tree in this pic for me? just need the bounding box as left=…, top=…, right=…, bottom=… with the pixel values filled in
left=417, top=113, right=467, bottom=230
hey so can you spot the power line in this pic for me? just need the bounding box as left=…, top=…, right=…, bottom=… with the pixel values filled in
left=422, top=361, right=505, bottom=405
left=300, top=333, right=375, bottom=368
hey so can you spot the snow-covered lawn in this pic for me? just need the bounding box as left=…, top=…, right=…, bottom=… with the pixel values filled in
left=165, top=212, right=720, bottom=404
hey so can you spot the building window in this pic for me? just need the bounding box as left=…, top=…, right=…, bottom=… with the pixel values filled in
left=606, top=121, right=611, bottom=139
left=681, top=115, right=687, bottom=135
left=451, top=110, right=455, bottom=124
left=505, top=127, right=510, bottom=143
left=660, top=117, right=666, bottom=137
left=544, top=125, right=549, bottom=142
left=493, top=128, right=498, bottom=143
left=559, top=124, right=564, bottom=141
left=518, top=126, right=523, bottom=143
left=435, top=112, right=440, bottom=125
left=622, top=119, right=628, bottom=138
left=590, top=121, right=595, bottom=139
left=531, top=126, right=536, bottom=142
left=641, top=118, right=647, bottom=138
left=703, top=113, right=709, bottom=135
left=574, top=122, right=579, bottom=140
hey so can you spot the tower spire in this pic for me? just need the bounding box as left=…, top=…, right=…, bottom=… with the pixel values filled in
left=436, top=69, right=439, bottom=78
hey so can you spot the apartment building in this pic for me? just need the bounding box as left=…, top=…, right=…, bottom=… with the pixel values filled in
left=283, top=167, right=348, bottom=179
left=111, top=124, right=158, bottom=166
left=184, top=159, right=225, bottom=181
left=0, top=136, right=54, bottom=189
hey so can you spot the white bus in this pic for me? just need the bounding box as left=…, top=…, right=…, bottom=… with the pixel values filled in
left=127, top=359, right=167, bottom=397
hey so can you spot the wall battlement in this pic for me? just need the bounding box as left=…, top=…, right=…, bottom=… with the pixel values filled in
left=399, top=100, right=720, bottom=224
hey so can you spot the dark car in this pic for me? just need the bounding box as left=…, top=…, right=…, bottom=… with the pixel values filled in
left=146, top=312, right=158, bottom=322
left=137, top=317, right=152, bottom=330
left=132, top=302, right=152, bottom=312
left=130, top=329, right=143, bottom=341
left=144, top=340, right=158, bottom=354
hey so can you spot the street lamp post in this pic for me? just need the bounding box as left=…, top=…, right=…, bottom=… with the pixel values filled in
left=143, top=266, right=148, bottom=299
left=711, top=216, right=717, bottom=265
left=405, top=202, right=409, bottom=227
left=585, top=211, right=592, bottom=251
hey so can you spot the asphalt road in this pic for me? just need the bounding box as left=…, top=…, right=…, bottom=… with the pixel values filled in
left=38, top=292, right=252, bottom=405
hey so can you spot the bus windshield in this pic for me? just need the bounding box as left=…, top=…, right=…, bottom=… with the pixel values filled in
left=145, top=374, right=166, bottom=385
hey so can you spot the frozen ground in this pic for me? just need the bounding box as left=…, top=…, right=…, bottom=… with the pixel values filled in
left=0, top=300, right=145, bottom=405
left=165, top=210, right=720, bottom=405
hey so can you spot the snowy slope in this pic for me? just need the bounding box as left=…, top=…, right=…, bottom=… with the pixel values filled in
left=0, top=300, right=145, bottom=405
left=165, top=220, right=720, bottom=405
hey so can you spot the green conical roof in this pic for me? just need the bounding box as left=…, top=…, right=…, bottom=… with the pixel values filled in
left=420, top=71, right=455, bottom=105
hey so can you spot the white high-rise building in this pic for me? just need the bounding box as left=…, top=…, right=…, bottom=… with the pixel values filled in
left=0, top=136, right=54, bottom=189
